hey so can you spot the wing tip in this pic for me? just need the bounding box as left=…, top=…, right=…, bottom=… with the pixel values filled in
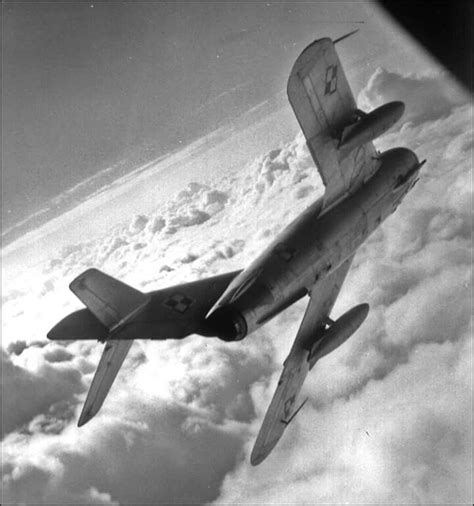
left=250, top=437, right=279, bottom=466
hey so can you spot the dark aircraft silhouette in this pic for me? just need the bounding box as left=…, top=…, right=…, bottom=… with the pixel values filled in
left=48, top=32, right=424, bottom=465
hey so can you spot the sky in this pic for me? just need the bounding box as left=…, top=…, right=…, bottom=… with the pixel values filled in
left=2, top=0, right=435, bottom=245
left=1, top=1, right=472, bottom=505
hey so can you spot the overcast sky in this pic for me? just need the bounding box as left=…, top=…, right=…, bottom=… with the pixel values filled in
left=2, top=1, right=434, bottom=243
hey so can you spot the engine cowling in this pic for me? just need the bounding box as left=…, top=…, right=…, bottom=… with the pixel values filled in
left=308, top=303, right=369, bottom=368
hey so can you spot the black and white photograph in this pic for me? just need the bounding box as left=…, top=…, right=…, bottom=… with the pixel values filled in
left=2, top=1, right=472, bottom=504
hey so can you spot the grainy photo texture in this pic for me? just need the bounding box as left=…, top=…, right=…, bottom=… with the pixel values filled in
left=2, top=1, right=472, bottom=504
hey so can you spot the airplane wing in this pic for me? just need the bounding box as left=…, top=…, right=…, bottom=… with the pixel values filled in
left=287, top=36, right=379, bottom=209
left=250, top=256, right=354, bottom=465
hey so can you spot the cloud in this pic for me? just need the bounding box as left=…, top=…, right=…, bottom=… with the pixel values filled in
left=1, top=336, right=276, bottom=504
left=2, top=405, right=242, bottom=504
left=358, top=67, right=468, bottom=125
left=217, top=337, right=471, bottom=503
left=2, top=67, right=471, bottom=503
left=1, top=349, right=84, bottom=438
left=1, top=122, right=321, bottom=503
left=213, top=72, right=472, bottom=503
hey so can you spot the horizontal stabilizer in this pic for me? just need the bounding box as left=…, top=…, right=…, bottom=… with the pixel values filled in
left=47, top=269, right=241, bottom=427
left=69, top=269, right=150, bottom=426
left=47, top=308, right=108, bottom=341
left=70, top=268, right=150, bottom=330
left=78, top=339, right=134, bottom=426
left=62, top=269, right=240, bottom=427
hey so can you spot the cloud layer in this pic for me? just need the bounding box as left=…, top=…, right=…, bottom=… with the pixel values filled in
left=2, top=67, right=471, bottom=504
left=358, top=67, right=467, bottom=125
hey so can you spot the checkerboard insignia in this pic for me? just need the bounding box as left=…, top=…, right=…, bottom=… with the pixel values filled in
left=163, top=293, right=195, bottom=313
left=324, top=65, right=338, bottom=95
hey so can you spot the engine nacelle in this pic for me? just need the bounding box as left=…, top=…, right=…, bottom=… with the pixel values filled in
left=308, top=303, right=369, bottom=368
left=339, top=101, right=405, bottom=158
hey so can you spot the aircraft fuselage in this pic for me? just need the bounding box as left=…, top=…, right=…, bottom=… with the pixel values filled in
left=206, top=147, right=421, bottom=341
left=46, top=33, right=424, bottom=447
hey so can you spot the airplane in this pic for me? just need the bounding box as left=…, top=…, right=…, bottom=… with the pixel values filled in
left=48, top=31, right=425, bottom=465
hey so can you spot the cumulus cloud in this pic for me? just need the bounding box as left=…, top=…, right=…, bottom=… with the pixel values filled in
left=2, top=66, right=471, bottom=504
left=358, top=67, right=468, bottom=125
left=218, top=337, right=471, bottom=503
left=212, top=68, right=472, bottom=504
left=1, top=127, right=321, bottom=503
left=1, top=349, right=84, bottom=438
left=1, top=336, right=276, bottom=504
left=3, top=405, right=240, bottom=504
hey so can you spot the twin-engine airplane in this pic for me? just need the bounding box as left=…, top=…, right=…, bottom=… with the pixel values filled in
left=48, top=32, right=424, bottom=465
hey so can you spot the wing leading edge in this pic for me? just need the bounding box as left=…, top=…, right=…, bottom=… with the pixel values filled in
left=287, top=36, right=379, bottom=210
left=251, top=256, right=354, bottom=465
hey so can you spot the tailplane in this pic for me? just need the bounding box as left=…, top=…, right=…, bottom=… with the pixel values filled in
left=47, top=268, right=240, bottom=426
left=77, top=339, right=133, bottom=426
left=69, top=268, right=151, bottom=332
left=68, top=269, right=151, bottom=426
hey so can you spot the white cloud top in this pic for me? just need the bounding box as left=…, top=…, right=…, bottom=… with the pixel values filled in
left=2, top=68, right=471, bottom=504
